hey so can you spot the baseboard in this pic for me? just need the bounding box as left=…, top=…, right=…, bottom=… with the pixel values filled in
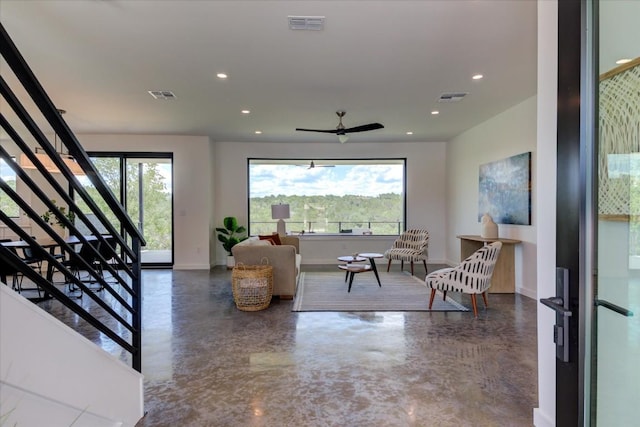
left=533, top=408, right=554, bottom=427
left=517, top=286, right=537, bottom=300
left=173, top=263, right=211, bottom=270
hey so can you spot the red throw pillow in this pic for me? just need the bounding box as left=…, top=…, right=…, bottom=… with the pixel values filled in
left=259, top=234, right=281, bottom=245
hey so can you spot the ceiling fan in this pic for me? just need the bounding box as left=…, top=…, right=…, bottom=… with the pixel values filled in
left=296, top=111, right=384, bottom=143
left=297, top=161, right=335, bottom=169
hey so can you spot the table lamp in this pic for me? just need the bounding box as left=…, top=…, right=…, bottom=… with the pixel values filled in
left=271, top=203, right=290, bottom=236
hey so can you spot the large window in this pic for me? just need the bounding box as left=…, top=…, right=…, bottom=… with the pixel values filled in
left=248, top=159, right=405, bottom=235
left=0, top=157, right=19, bottom=218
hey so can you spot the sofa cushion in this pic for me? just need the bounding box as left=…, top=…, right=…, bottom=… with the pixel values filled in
left=235, top=236, right=271, bottom=247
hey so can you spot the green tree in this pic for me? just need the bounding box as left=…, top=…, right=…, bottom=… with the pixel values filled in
left=76, top=158, right=172, bottom=251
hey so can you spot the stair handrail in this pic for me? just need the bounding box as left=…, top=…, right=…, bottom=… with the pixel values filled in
left=1, top=22, right=145, bottom=372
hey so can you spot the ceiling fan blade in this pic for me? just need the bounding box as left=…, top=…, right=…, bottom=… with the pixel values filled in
left=343, top=123, right=384, bottom=133
left=295, top=128, right=338, bottom=134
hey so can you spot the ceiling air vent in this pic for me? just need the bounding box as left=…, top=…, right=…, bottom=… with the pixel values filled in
left=438, top=92, right=468, bottom=102
left=288, top=16, right=325, bottom=31
left=148, top=90, right=176, bottom=100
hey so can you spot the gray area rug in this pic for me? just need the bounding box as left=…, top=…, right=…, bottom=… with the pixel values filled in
left=293, top=271, right=469, bottom=312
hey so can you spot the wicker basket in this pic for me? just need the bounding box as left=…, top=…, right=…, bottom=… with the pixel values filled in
left=231, top=259, right=273, bottom=311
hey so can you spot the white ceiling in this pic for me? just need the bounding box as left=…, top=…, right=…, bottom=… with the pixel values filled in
left=0, top=1, right=545, bottom=144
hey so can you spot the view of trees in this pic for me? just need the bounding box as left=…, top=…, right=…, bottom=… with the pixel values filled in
left=248, top=160, right=405, bottom=236
left=76, top=157, right=172, bottom=251
left=249, top=193, right=404, bottom=235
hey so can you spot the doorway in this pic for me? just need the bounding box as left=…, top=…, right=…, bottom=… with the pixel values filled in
left=552, top=1, right=639, bottom=424
left=77, top=153, right=173, bottom=266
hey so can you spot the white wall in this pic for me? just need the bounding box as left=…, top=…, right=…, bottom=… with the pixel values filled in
left=446, top=96, right=538, bottom=297
left=78, top=134, right=212, bottom=270
left=0, top=285, right=144, bottom=426
left=534, top=1, right=558, bottom=426
left=213, top=141, right=447, bottom=266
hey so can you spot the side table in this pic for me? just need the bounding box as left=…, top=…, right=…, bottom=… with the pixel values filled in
left=456, top=235, right=521, bottom=293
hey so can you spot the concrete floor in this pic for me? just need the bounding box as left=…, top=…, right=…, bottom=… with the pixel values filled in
left=40, top=265, right=538, bottom=426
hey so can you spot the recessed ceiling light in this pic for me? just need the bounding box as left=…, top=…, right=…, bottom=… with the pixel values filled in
left=216, top=73, right=228, bottom=79
left=406, top=131, right=413, bottom=135
left=254, top=130, right=262, bottom=134
left=472, top=74, right=483, bottom=80
left=431, top=110, right=440, bottom=115
left=241, top=110, right=250, bottom=114
left=616, top=58, right=632, bottom=65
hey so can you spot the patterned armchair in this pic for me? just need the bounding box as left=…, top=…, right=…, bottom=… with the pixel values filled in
left=425, top=241, right=502, bottom=317
left=384, top=229, right=429, bottom=276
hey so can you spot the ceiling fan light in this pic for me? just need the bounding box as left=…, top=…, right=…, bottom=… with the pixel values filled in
left=338, top=134, right=349, bottom=144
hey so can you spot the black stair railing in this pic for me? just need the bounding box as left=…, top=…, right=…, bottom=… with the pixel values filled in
left=0, top=23, right=146, bottom=371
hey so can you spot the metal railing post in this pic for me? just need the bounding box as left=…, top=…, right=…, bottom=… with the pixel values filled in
left=131, top=236, right=142, bottom=373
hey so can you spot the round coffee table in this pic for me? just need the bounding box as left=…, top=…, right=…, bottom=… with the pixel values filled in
left=338, top=264, right=373, bottom=292
left=337, top=255, right=367, bottom=282
left=336, top=253, right=383, bottom=292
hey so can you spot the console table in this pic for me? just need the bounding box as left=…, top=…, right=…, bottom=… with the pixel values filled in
left=456, top=235, right=522, bottom=293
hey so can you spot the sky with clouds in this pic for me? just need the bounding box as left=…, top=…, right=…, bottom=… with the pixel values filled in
left=250, top=164, right=403, bottom=198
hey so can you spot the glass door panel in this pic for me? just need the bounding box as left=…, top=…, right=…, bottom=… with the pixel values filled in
left=75, top=156, right=121, bottom=235
left=125, top=158, right=172, bottom=264
left=595, top=1, right=640, bottom=423
left=80, top=154, right=173, bottom=266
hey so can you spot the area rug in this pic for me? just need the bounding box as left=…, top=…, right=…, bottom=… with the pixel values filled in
left=292, top=271, right=469, bottom=312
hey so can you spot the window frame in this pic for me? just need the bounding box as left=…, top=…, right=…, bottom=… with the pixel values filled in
left=247, top=158, right=407, bottom=236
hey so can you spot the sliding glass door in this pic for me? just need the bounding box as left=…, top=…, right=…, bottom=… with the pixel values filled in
left=125, top=157, right=173, bottom=264
left=77, top=153, right=173, bottom=266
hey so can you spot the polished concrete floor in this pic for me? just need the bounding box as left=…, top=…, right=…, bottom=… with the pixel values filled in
left=40, top=265, right=538, bottom=426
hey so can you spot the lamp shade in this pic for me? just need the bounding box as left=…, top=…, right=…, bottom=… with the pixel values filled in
left=271, top=204, right=290, bottom=220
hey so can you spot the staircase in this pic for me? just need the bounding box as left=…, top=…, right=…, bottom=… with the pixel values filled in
left=0, top=23, right=146, bottom=426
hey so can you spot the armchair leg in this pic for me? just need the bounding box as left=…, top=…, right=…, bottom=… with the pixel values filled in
left=386, top=259, right=392, bottom=272
left=400, top=260, right=404, bottom=271
left=410, top=261, right=414, bottom=276
left=423, top=260, right=428, bottom=274
left=481, top=292, right=489, bottom=308
left=428, top=289, right=436, bottom=309
left=442, top=290, right=447, bottom=301
left=470, top=294, right=479, bottom=317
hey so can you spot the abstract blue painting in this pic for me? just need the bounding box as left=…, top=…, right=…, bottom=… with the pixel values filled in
left=478, top=152, right=531, bottom=225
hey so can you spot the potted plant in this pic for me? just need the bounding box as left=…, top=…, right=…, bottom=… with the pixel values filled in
left=40, top=199, right=75, bottom=236
left=216, top=216, right=248, bottom=268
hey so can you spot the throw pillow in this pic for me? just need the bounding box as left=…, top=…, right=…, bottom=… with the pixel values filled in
left=259, top=233, right=282, bottom=245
